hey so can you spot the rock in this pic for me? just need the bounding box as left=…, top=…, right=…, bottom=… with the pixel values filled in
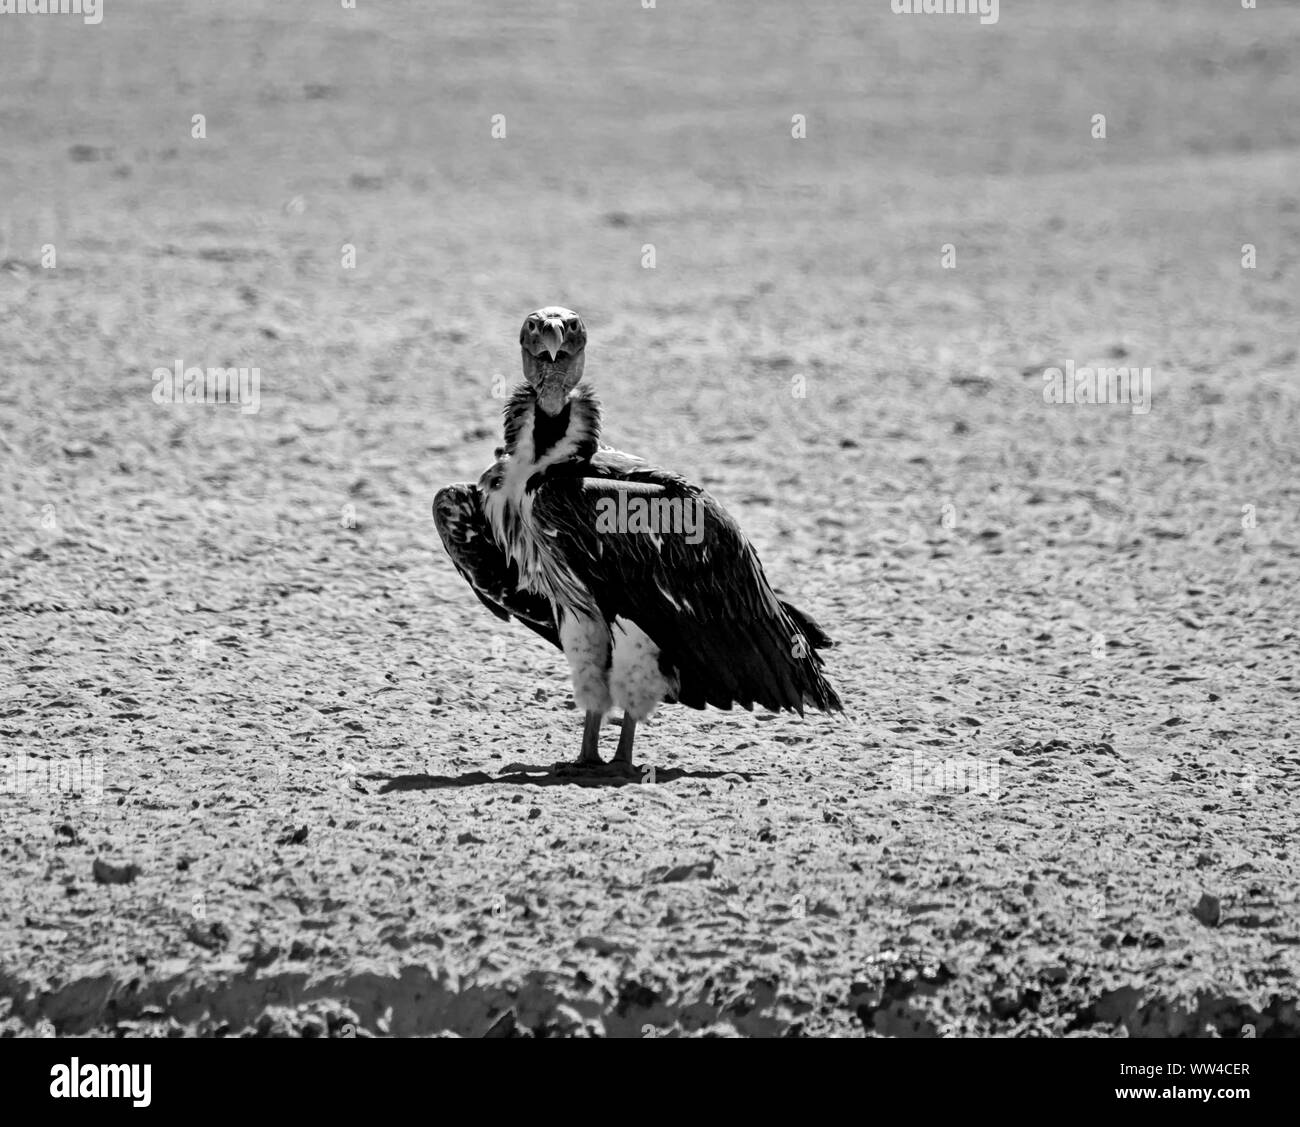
left=1192, top=893, right=1221, bottom=927
left=655, top=859, right=715, bottom=883
left=483, top=1011, right=517, bottom=1038
left=299, top=1013, right=328, bottom=1038
left=185, top=921, right=231, bottom=950
left=92, top=858, right=141, bottom=884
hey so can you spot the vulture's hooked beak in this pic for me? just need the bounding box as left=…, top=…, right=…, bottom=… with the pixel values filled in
left=538, top=322, right=565, bottom=362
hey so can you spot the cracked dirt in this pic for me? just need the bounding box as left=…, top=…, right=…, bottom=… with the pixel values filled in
left=1, top=1, right=1298, bottom=1036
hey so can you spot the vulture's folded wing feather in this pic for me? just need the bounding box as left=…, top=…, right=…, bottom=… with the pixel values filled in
left=433, top=483, right=561, bottom=650
left=531, top=469, right=841, bottom=714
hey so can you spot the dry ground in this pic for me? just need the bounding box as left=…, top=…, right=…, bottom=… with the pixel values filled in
left=1, top=0, right=1298, bottom=1036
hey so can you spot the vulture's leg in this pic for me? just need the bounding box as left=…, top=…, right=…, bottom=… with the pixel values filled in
left=574, top=710, right=604, bottom=766
left=612, top=714, right=637, bottom=772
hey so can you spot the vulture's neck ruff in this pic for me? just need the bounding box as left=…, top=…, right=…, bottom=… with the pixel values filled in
left=502, top=383, right=602, bottom=484
left=483, top=383, right=603, bottom=614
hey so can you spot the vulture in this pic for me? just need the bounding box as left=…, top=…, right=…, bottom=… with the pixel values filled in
left=434, top=306, right=842, bottom=775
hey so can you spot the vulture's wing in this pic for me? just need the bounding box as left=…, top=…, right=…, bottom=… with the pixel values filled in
left=433, top=482, right=561, bottom=650
left=531, top=467, right=842, bottom=714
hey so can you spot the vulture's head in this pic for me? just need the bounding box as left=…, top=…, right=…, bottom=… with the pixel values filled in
left=520, top=306, right=587, bottom=415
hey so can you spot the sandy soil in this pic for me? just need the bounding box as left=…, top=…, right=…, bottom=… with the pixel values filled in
left=1, top=0, right=1298, bottom=1036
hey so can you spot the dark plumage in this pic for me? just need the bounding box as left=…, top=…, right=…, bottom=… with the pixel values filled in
left=434, top=306, right=841, bottom=773
left=433, top=481, right=559, bottom=649
left=529, top=430, right=842, bottom=715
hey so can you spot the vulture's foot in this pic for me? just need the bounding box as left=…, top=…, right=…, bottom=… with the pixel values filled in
left=550, top=759, right=642, bottom=781
left=552, top=757, right=603, bottom=776
left=552, top=710, right=606, bottom=775
left=548, top=712, right=645, bottom=777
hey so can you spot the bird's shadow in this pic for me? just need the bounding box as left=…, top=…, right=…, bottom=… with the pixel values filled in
left=375, top=764, right=760, bottom=791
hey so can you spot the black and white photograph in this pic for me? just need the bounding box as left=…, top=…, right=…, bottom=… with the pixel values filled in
left=1, top=0, right=1296, bottom=1102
